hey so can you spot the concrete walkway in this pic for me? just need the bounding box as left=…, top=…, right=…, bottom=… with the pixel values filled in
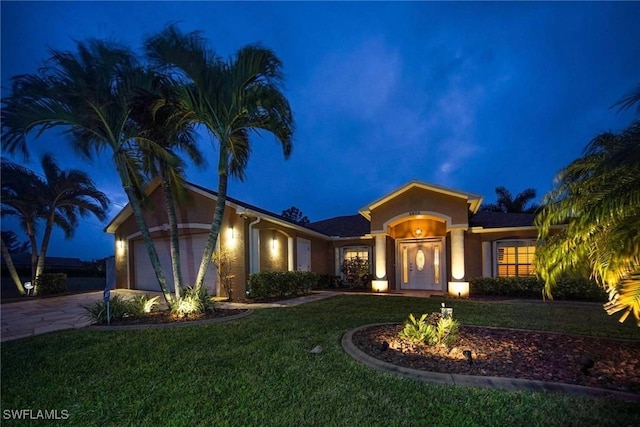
left=0, top=290, right=341, bottom=342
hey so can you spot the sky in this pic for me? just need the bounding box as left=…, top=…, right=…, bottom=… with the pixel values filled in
left=1, top=1, right=639, bottom=261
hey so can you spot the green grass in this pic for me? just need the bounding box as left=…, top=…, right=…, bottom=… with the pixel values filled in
left=2, top=295, right=639, bottom=426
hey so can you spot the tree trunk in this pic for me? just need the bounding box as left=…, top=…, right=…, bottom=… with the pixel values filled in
left=194, top=172, right=228, bottom=293
left=161, top=168, right=183, bottom=299
left=1, top=237, right=26, bottom=295
left=26, top=223, right=38, bottom=294
left=115, top=155, right=174, bottom=307
left=34, top=215, right=55, bottom=281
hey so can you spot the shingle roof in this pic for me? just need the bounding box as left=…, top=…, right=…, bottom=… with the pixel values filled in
left=470, top=211, right=536, bottom=228
left=1, top=253, right=85, bottom=268
left=307, top=215, right=370, bottom=237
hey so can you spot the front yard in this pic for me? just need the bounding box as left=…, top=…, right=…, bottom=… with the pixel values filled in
left=1, top=295, right=639, bottom=426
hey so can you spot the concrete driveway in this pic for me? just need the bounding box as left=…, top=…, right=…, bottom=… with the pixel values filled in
left=0, top=290, right=157, bottom=342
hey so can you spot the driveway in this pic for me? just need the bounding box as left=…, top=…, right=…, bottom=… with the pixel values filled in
left=0, top=289, right=157, bottom=342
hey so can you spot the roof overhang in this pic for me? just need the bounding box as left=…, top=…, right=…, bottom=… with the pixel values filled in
left=359, top=180, right=483, bottom=220
left=104, top=180, right=331, bottom=239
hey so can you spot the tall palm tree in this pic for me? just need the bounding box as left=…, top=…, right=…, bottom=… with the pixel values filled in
left=34, top=154, right=109, bottom=279
left=480, top=186, right=539, bottom=213
left=1, top=40, right=177, bottom=306
left=535, top=119, right=640, bottom=325
left=132, top=73, right=204, bottom=299
left=1, top=159, right=46, bottom=288
left=145, top=25, right=294, bottom=292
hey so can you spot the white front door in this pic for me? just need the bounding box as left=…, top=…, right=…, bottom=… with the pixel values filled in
left=399, top=241, right=442, bottom=290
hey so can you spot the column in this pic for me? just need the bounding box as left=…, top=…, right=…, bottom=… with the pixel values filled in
left=287, top=237, right=294, bottom=271
left=372, top=233, right=388, bottom=292
left=448, top=228, right=469, bottom=297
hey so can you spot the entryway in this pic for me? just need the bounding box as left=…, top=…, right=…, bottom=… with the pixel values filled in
left=398, top=240, right=443, bottom=290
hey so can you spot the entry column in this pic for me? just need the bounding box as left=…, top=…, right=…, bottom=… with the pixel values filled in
left=372, top=233, right=388, bottom=292
left=449, top=228, right=469, bottom=297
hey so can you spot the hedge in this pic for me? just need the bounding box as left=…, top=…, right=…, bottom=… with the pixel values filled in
left=247, top=271, right=320, bottom=300
left=35, top=272, right=68, bottom=296
left=469, top=276, right=608, bottom=302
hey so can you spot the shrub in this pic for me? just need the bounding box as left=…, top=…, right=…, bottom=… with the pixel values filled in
left=469, top=276, right=607, bottom=301
left=247, top=271, right=317, bottom=300
left=341, top=257, right=371, bottom=288
left=83, top=295, right=136, bottom=324
left=171, top=286, right=216, bottom=318
left=399, top=312, right=460, bottom=346
left=129, top=295, right=160, bottom=317
left=35, top=273, right=68, bottom=295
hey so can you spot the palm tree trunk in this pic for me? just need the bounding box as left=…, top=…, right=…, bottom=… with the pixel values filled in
left=34, top=216, right=55, bottom=280
left=26, top=224, right=38, bottom=294
left=1, top=237, right=26, bottom=295
left=194, top=172, right=228, bottom=293
left=115, top=156, right=174, bottom=307
left=161, top=169, right=183, bottom=299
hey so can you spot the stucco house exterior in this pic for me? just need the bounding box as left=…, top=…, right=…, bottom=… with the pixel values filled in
left=105, top=180, right=541, bottom=298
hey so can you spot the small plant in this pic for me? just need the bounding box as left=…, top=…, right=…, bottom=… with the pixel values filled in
left=171, top=286, right=216, bottom=318
left=129, top=295, right=160, bottom=316
left=399, top=313, right=436, bottom=344
left=83, top=295, right=137, bottom=324
left=399, top=312, right=460, bottom=346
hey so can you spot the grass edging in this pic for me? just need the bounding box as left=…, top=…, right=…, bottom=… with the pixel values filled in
left=341, top=323, right=640, bottom=402
left=88, top=309, right=253, bottom=331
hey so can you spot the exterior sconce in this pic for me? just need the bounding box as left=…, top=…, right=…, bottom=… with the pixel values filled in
left=272, top=237, right=276, bottom=250
left=118, top=240, right=124, bottom=250
left=414, top=228, right=423, bottom=237
left=229, top=226, right=235, bottom=240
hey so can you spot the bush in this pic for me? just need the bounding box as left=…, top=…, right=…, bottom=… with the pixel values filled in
left=35, top=273, right=68, bottom=295
left=469, top=276, right=607, bottom=301
left=399, top=312, right=460, bottom=346
left=83, top=294, right=161, bottom=324
left=247, top=271, right=317, bottom=300
left=171, top=286, right=216, bottom=318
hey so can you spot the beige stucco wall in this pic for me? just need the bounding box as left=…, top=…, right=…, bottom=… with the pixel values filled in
left=370, top=187, right=470, bottom=231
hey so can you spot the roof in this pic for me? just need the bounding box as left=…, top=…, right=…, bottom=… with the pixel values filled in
left=307, top=215, right=371, bottom=237
left=470, top=211, right=536, bottom=228
left=104, top=179, right=331, bottom=238
left=359, top=180, right=483, bottom=219
left=1, top=253, right=85, bottom=268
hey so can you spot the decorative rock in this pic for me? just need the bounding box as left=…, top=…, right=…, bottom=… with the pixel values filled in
left=309, top=345, right=323, bottom=354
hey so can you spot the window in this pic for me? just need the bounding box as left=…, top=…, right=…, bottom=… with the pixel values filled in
left=496, top=240, right=536, bottom=277
left=343, top=247, right=370, bottom=263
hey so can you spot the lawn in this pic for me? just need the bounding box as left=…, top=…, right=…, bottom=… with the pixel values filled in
left=2, top=295, right=639, bottom=426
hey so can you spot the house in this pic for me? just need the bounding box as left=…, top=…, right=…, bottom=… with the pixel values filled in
left=104, top=180, right=542, bottom=298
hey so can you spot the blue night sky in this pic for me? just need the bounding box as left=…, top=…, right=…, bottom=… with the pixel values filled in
left=2, top=1, right=639, bottom=260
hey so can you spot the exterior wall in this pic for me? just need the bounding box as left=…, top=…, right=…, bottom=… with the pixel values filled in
left=464, top=233, right=483, bottom=279
left=370, top=187, right=470, bottom=231
left=332, top=238, right=375, bottom=277
left=258, top=228, right=288, bottom=272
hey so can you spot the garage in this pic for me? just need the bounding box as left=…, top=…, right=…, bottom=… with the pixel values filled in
left=133, top=233, right=218, bottom=295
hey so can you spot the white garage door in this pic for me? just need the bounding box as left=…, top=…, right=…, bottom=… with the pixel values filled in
left=133, top=234, right=217, bottom=295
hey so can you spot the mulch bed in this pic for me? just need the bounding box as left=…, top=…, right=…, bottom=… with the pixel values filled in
left=91, top=309, right=247, bottom=326
left=352, top=324, right=640, bottom=394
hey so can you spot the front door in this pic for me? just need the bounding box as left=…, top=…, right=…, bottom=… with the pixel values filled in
left=399, top=241, right=442, bottom=290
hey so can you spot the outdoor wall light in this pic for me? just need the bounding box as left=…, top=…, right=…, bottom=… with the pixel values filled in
left=229, top=226, right=235, bottom=240
left=272, top=237, right=277, bottom=250
left=414, top=228, right=423, bottom=237
left=117, top=240, right=124, bottom=250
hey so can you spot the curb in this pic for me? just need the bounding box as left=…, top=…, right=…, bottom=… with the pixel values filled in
left=341, top=323, right=640, bottom=402
left=88, top=309, right=253, bottom=331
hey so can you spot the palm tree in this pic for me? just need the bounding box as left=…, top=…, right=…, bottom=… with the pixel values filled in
left=535, top=119, right=640, bottom=325
left=145, top=25, right=294, bottom=292
left=0, top=230, right=30, bottom=295
left=34, top=154, right=109, bottom=280
left=480, top=186, right=539, bottom=213
left=1, top=40, right=177, bottom=306
left=132, top=73, right=204, bottom=299
left=1, top=159, right=46, bottom=288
